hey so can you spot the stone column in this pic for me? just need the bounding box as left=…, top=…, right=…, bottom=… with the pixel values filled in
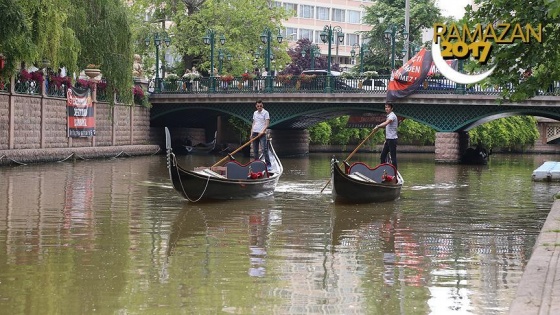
left=435, top=132, right=468, bottom=163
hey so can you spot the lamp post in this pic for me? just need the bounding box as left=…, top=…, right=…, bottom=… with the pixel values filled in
left=320, top=25, right=344, bottom=92
left=383, top=24, right=408, bottom=70
left=260, top=27, right=283, bottom=92
left=350, top=43, right=368, bottom=74
left=218, top=49, right=232, bottom=75
left=145, top=32, right=171, bottom=93
left=301, top=45, right=320, bottom=70
left=203, top=29, right=225, bottom=92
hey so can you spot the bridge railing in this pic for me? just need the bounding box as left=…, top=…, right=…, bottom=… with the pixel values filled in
left=148, top=75, right=560, bottom=96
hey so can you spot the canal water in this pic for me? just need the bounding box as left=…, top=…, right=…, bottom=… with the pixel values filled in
left=1, top=152, right=559, bottom=314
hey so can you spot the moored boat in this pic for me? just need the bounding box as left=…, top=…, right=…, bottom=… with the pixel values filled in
left=331, top=157, right=403, bottom=203
left=165, top=127, right=283, bottom=201
left=183, top=131, right=217, bottom=154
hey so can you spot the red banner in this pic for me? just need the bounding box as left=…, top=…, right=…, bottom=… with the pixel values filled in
left=386, top=48, right=433, bottom=102
left=67, top=87, right=95, bottom=137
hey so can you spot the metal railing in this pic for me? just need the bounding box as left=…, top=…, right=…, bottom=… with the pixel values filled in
left=147, top=74, right=560, bottom=96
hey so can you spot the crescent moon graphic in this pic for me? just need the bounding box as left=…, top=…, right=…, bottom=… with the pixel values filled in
left=431, top=40, right=496, bottom=85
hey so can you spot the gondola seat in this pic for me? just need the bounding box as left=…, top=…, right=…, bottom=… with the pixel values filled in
left=348, top=162, right=397, bottom=183
left=225, top=160, right=269, bottom=180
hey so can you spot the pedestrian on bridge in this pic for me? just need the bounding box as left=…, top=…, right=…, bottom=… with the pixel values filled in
left=374, top=103, right=398, bottom=170
left=251, top=99, right=271, bottom=169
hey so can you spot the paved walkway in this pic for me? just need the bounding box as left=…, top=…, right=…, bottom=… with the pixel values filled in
left=509, top=197, right=560, bottom=314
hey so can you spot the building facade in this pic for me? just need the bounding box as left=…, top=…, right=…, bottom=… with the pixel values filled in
left=276, top=0, right=374, bottom=71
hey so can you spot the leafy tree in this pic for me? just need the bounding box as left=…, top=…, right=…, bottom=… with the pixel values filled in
left=148, top=0, right=293, bottom=77
left=469, top=116, right=539, bottom=151
left=467, top=1, right=560, bottom=101
left=281, top=38, right=341, bottom=75
left=398, top=119, right=436, bottom=145
left=0, top=0, right=133, bottom=104
left=308, top=122, right=331, bottom=145
left=362, top=0, right=442, bottom=74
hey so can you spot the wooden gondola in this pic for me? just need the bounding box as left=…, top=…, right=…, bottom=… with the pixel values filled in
left=183, top=131, right=217, bottom=154
left=331, top=158, right=404, bottom=203
left=165, top=127, right=283, bottom=201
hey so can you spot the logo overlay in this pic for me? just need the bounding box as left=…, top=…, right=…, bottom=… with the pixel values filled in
left=432, top=23, right=542, bottom=84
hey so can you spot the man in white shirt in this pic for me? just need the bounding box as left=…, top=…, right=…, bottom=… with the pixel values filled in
left=251, top=99, right=271, bottom=168
left=373, top=103, right=398, bottom=170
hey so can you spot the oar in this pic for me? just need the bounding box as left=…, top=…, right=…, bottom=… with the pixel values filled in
left=211, top=133, right=262, bottom=167
left=320, top=128, right=379, bottom=193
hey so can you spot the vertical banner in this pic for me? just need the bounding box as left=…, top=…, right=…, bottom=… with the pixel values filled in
left=67, top=87, right=95, bottom=137
left=386, top=48, right=434, bottom=102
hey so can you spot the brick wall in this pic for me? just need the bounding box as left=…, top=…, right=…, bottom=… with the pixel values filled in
left=0, top=89, right=155, bottom=154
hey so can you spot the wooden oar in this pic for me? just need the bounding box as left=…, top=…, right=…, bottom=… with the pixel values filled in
left=320, top=128, right=379, bottom=193
left=211, top=133, right=262, bottom=167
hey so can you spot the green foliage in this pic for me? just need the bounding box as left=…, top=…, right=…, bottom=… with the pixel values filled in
left=308, top=122, right=331, bottom=145
left=228, top=116, right=251, bottom=142
left=0, top=0, right=133, bottom=105
left=362, top=0, right=442, bottom=74
left=70, top=0, right=133, bottom=105
left=169, top=0, right=291, bottom=76
left=398, top=119, right=436, bottom=145
left=467, top=1, right=560, bottom=102
left=468, top=116, right=539, bottom=151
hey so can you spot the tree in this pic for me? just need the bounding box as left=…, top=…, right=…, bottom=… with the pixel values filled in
left=154, top=0, right=293, bottom=76
left=469, top=116, right=539, bottom=151
left=281, top=38, right=344, bottom=75
left=467, top=1, right=560, bottom=102
left=362, top=0, right=442, bottom=74
left=0, top=0, right=134, bottom=104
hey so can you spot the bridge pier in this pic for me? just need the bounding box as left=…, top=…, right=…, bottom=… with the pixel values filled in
left=435, top=132, right=469, bottom=163
left=270, top=129, right=309, bottom=157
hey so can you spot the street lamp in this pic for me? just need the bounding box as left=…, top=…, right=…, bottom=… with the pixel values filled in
left=320, top=25, right=344, bottom=92
left=218, top=49, right=232, bottom=75
left=350, top=43, right=368, bottom=74
left=260, top=27, right=283, bottom=92
left=145, top=32, right=171, bottom=93
left=301, top=45, right=320, bottom=70
left=203, top=29, right=225, bottom=92
left=384, top=24, right=408, bottom=70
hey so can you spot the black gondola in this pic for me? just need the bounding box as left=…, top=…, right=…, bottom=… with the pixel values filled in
left=165, top=127, right=283, bottom=201
left=331, top=158, right=403, bottom=203
left=183, top=131, right=217, bottom=154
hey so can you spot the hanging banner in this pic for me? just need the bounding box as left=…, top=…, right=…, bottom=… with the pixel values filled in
left=67, top=87, right=95, bottom=137
left=386, top=48, right=433, bottom=102
left=346, top=113, right=406, bottom=128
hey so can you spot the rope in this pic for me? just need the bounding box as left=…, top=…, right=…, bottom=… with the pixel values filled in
left=171, top=153, right=211, bottom=202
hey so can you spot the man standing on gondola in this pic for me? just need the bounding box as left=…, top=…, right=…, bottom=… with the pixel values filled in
left=373, top=103, right=398, bottom=170
left=251, top=99, right=271, bottom=170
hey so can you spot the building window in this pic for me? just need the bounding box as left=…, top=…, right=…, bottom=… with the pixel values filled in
left=300, top=5, right=314, bottom=19
left=332, top=9, right=345, bottom=22
left=300, top=29, right=314, bottom=42
left=285, top=27, right=297, bottom=41
left=283, top=3, right=297, bottom=16
left=348, top=10, right=361, bottom=24
left=273, top=1, right=281, bottom=7
left=346, top=33, right=359, bottom=46
left=316, top=7, right=329, bottom=20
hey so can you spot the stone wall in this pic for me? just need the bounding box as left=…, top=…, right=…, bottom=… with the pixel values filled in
left=0, top=88, right=159, bottom=165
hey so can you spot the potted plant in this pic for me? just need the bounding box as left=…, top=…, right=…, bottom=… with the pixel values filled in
left=84, top=64, right=101, bottom=79
left=242, top=72, right=256, bottom=81
left=220, top=74, right=234, bottom=84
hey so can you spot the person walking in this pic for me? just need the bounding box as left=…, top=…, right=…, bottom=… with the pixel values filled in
left=251, top=99, right=271, bottom=169
left=373, top=103, right=398, bottom=169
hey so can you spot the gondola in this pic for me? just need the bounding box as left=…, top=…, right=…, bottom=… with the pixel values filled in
left=165, top=127, right=283, bottom=201
left=330, top=157, right=404, bottom=203
left=183, top=131, right=217, bottom=154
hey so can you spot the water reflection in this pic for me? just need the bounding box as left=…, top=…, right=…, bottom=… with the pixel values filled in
left=0, top=153, right=559, bottom=314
